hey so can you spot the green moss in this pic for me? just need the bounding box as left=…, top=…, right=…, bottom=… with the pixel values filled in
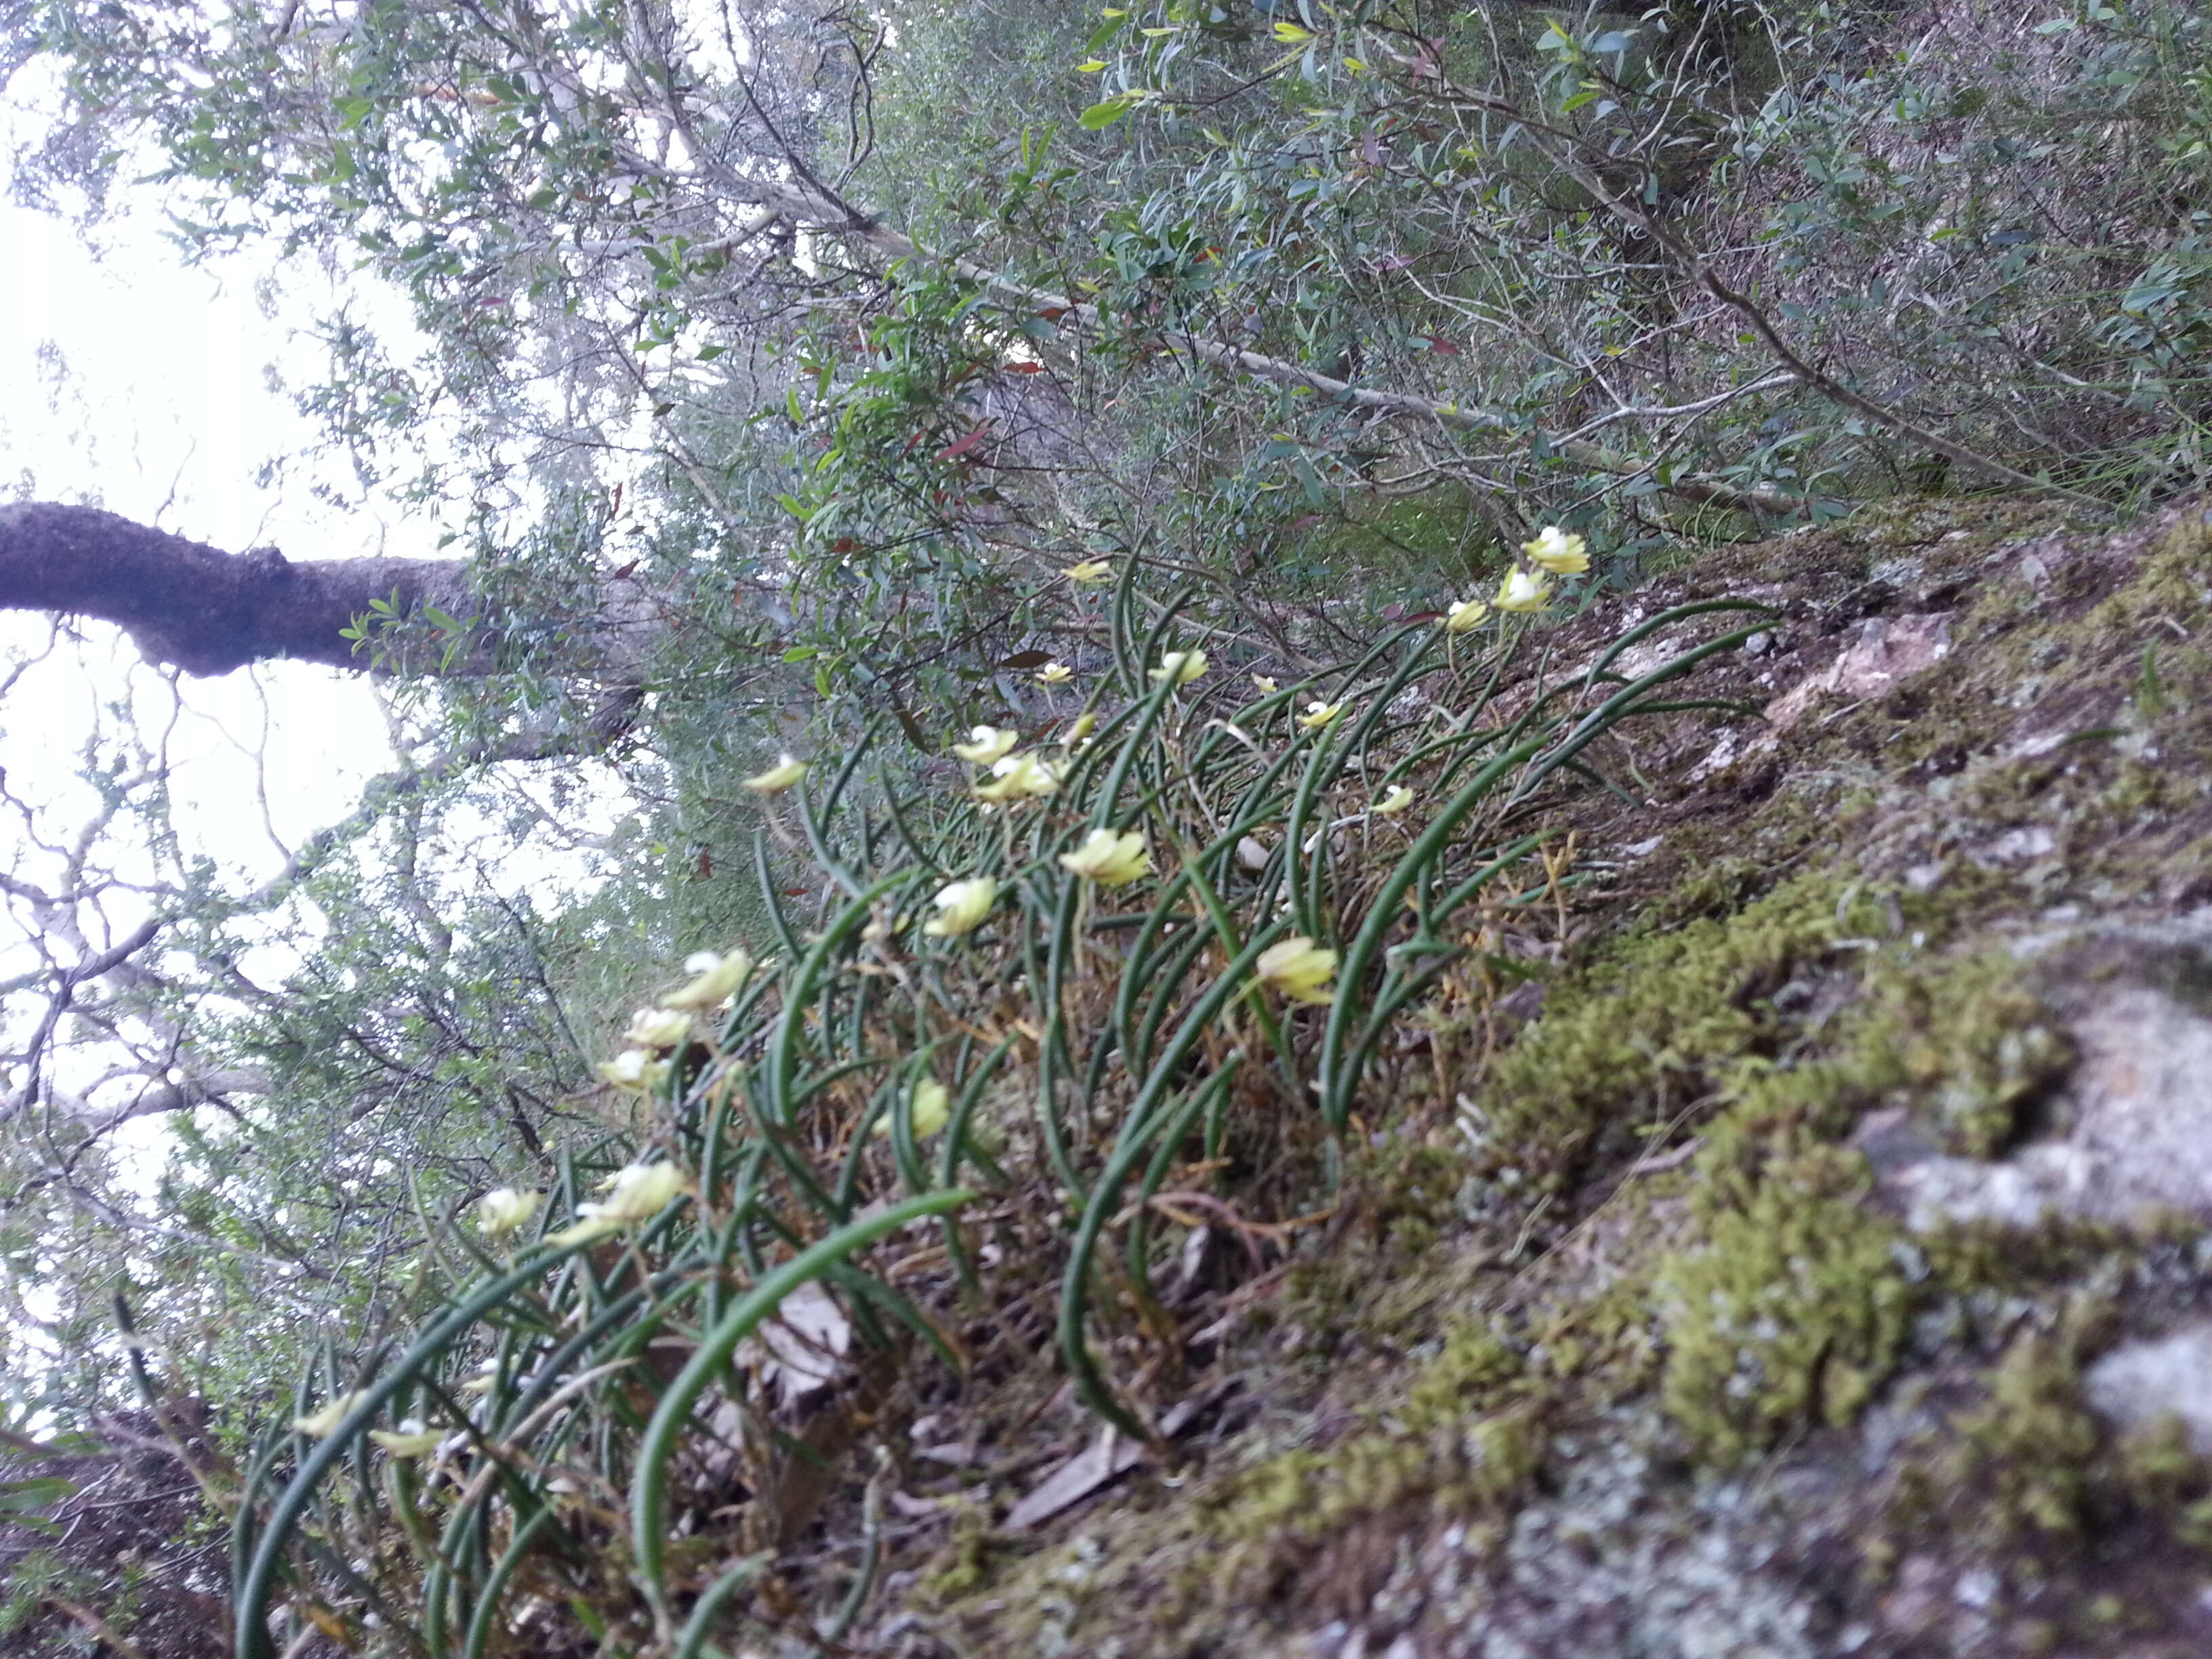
left=918, top=1500, right=999, bottom=1603
left=1917, top=1333, right=2104, bottom=1547
left=1655, top=1145, right=1916, bottom=1461
left=1473, top=872, right=1862, bottom=1191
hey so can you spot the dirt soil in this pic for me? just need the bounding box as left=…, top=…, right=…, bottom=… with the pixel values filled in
left=0, top=1409, right=228, bottom=1658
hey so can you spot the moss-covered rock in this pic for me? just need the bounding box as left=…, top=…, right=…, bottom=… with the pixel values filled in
left=876, top=491, right=2212, bottom=1658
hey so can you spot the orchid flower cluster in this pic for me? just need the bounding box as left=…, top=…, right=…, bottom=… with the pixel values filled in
left=1441, top=525, right=1591, bottom=633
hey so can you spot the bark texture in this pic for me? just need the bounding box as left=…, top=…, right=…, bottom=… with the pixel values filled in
left=0, top=502, right=474, bottom=675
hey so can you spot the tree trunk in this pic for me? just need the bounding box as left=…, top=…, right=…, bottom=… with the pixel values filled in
left=0, top=502, right=474, bottom=676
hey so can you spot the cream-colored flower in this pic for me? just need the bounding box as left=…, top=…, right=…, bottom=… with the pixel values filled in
left=1059, top=827, right=1151, bottom=887
left=952, top=725, right=1019, bottom=765
left=1036, top=661, right=1073, bottom=684
left=873, top=1078, right=951, bottom=1139
left=975, top=753, right=1059, bottom=802
left=292, top=1392, right=365, bottom=1438
left=369, top=1420, right=445, bottom=1458
left=1297, top=699, right=1344, bottom=731
left=665, top=948, right=754, bottom=1010
left=924, top=877, right=999, bottom=938
left=1252, top=675, right=1278, bottom=695
left=1256, top=936, right=1338, bottom=1006
left=624, top=1006, right=692, bottom=1050
left=742, top=754, right=809, bottom=794
left=1149, top=649, right=1208, bottom=687
left=1065, top=559, right=1115, bottom=584
left=476, top=1187, right=542, bottom=1240
left=1443, top=598, right=1490, bottom=634
left=1061, top=712, right=1097, bottom=747
left=596, top=1048, right=670, bottom=1093
left=1494, top=567, right=1553, bottom=613
left=1523, top=526, right=1589, bottom=575
left=586, top=1162, right=688, bottom=1227
left=1373, top=785, right=1415, bottom=815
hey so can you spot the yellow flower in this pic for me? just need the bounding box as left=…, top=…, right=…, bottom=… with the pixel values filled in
left=953, top=725, right=1019, bottom=764
left=1297, top=699, right=1344, bottom=731
left=369, top=1420, right=445, bottom=1458
left=742, top=754, right=809, bottom=794
left=1256, top=936, right=1338, bottom=1005
left=1061, top=711, right=1098, bottom=746
left=1252, top=675, right=1278, bottom=694
left=924, top=877, right=998, bottom=938
left=665, top=948, right=754, bottom=1010
left=873, top=1078, right=951, bottom=1139
left=292, top=1392, right=365, bottom=1439
left=597, top=1048, right=670, bottom=1092
left=1443, top=598, right=1490, bottom=634
left=1036, top=661, right=1074, bottom=684
left=476, top=1188, right=542, bottom=1240
left=1494, top=568, right=1553, bottom=613
left=1065, top=559, right=1115, bottom=584
left=1148, top=648, right=1208, bottom=686
left=1059, top=827, right=1150, bottom=886
left=975, top=753, right=1059, bottom=802
left=1373, top=785, right=1415, bottom=815
left=553, top=1162, right=688, bottom=1242
left=1523, top=526, right=1589, bottom=575
left=624, top=1007, right=691, bottom=1050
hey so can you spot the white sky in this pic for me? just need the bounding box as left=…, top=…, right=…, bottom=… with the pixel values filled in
left=0, top=196, right=414, bottom=866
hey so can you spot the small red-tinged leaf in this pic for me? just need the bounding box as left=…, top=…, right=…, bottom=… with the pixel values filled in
left=936, top=425, right=989, bottom=461
left=608, top=559, right=639, bottom=581
left=783, top=888, right=809, bottom=897
left=1003, top=361, right=1046, bottom=374
left=1423, top=335, right=1462, bottom=356
left=831, top=537, right=857, bottom=553
left=696, top=849, right=714, bottom=880
left=1038, top=306, right=1069, bottom=322
left=1381, top=602, right=1405, bottom=620
left=999, top=649, right=1053, bottom=668
left=1290, top=514, right=1322, bottom=533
